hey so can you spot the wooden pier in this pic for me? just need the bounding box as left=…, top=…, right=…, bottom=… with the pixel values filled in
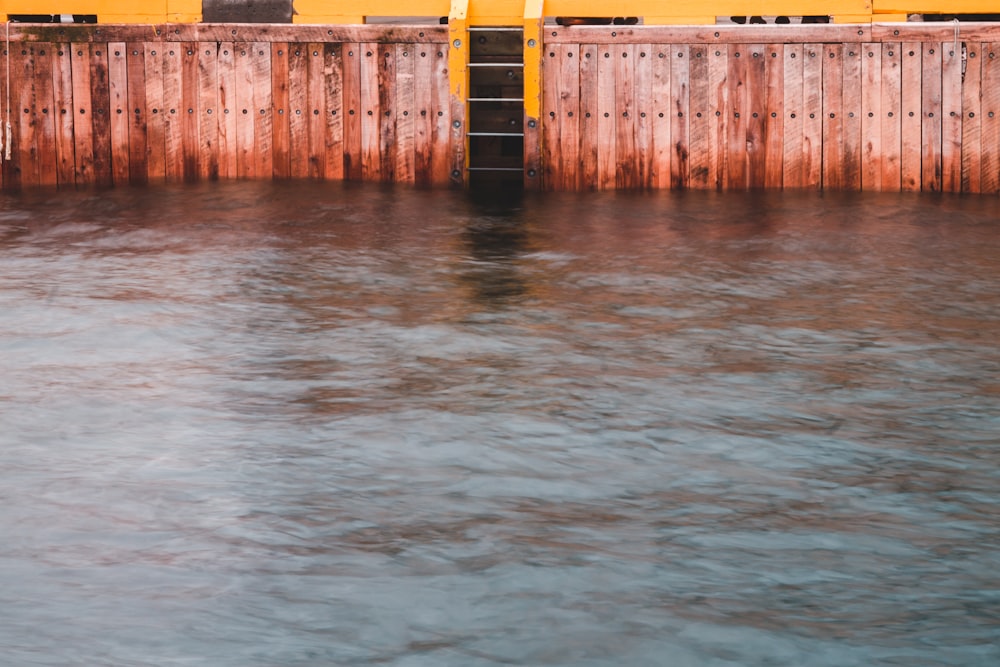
left=1, top=4, right=999, bottom=193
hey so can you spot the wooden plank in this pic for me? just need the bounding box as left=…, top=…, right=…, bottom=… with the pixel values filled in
left=881, top=43, right=902, bottom=191
left=651, top=45, right=671, bottom=189
left=15, top=46, right=37, bottom=187
left=270, top=42, right=291, bottom=180
left=162, top=44, right=185, bottom=182
left=233, top=43, right=256, bottom=179
left=900, top=42, right=921, bottom=192
left=709, top=44, right=727, bottom=190
left=144, top=43, right=166, bottom=182
left=782, top=44, right=803, bottom=188
left=342, top=43, right=362, bottom=180
left=90, top=43, right=114, bottom=187
left=70, top=43, right=93, bottom=185
left=108, top=43, right=130, bottom=185
left=560, top=43, right=581, bottom=190
left=126, top=43, right=148, bottom=184
left=921, top=42, right=942, bottom=192
left=822, top=44, right=844, bottom=191
left=579, top=43, right=599, bottom=190
left=198, top=42, right=220, bottom=181
left=688, top=44, right=710, bottom=189
left=961, top=43, right=982, bottom=194
left=941, top=41, right=962, bottom=193
left=180, top=42, right=201, bottom=182
left=377, top=44, right=396, bottom=182
left=982, top=45, right=1000, bottom=194
left=394, top=43, right=415, bottom=184
left=725, top=43, right=747, bottom=190
left=763, top=43, right=784, bottom=190
left=307, top=43, right=329, bottom=180
left=842, top=44, right=862, bottom=191
left=670, top=44, right=690, bottom=190
left=359, top=43, right=381, bottom=182
left=861, top=43, right=882, bottom=191
left=52, top=44, right=76, bottom=187
left=287, top=44, right=309, bottom=179
left=616, top=44, right=637, bottom=189
left=801, top=44, right=823, bottom=189
left=325, top=42, right=345, bottom=182
left=429, top=44, right=450, bottom=187
left=34, top=45, right=58, bottom=187
left=635, top=44, right=653, bottom=189
left=596, top=43, right=616, bottom=189
left=746, top=44, right=767, bottom=190
left=252, top=42, right=273, bottom=179
left=542, top=45, right=561, bottom=188
left=412, top=43, right=432, bottom=186
left=217, top=42, right=237, bottom=180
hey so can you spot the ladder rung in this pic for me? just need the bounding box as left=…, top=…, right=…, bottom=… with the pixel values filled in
left=468, top=27, right=523, bottom=32
left=468, top=132, right=524, bottom=137
left=468, top=167, right=524, bottom=172
left=468, top=97, right=524, bottom=102
left=468, top=62, right=524, bottom=67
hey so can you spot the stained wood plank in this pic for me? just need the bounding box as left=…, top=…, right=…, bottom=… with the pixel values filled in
left=782, top=44, right=803, bottom=188
left=651, top=45, right=671, bottom=190
left=90, top=43, right=113, bottom=187
left=961, top=43, right=982, bottom=194
left=233, top=43, right=256, bottom=179
left=542, top=45, right=561, bottom=189
left=982, top=45, right=1000, bottom=194
left=15, top=46, right=37, bottom=187
left=842, top=45, right=862, bottom=191
left=616, top=44, right=637, bottom=189
left=306, top=43, right=328, bottom=180
left=126, top=43, right=148, bottom=185
left=69, top=44, right=94, bottom=186
left=144, top=43, right=166, bottom=182
left=822, top=44, right=845, bottom=191
left=180, top=43, right=201, bottom=182
left=287, top=44, right=309, bottom=179
left=0, top=41, right=16, bottom=189
left=801, top=44, right=823, bottom=189
left=634, top=44, right=653, bottom=189
left=596, top=44, right=616, bottom=190
left=688, top=45, right=710, bottom=189
left=359, top=43, right=381, bottom=182
left=325, top=43, right=345, bottom=182
left=342, top=43, right=362, bottom=181
left=162, top=44, right=185, bottom=182
left=52, top=44, right=76, bottom=187
left=881, top=43, right=902, bottom=191
left=861, top=44, right=882, bottom=191
left=670, top=44, right=690, bottom=190
left=921, top=42, right=942, bottom=192
left=377, top=45, right=396, bottom=182
left=763, top=43, right=784, bottom=190
left=217, top=43, right=237, bottom=181
left=34, top=45, right=58, bottom=187
left=271, top=42, right=291, bottom=180
left=941, top=41, right=962, bottom=193
left=429, top=45, right=450, bottom=187
left=251, top=43, right=273, bottom=179
left=900, top=42, right=922, bottom=192
left=579, top=43, right=599, bottom=190
left=198, top=43, right=220, bottom=181
left=746, top=44, right=767, bottom=190
left=560, top=43, right=581, bottom=190
left=394, top=43, right=415, bottom=184
left=108, top=43, right=130, bottom=185
left=708, top=45, right=727, bottom=191
left=725, top=44, right=747, bottom=190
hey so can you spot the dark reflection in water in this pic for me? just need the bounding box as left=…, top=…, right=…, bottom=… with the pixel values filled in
left=1, top=183, right=998, bottom=667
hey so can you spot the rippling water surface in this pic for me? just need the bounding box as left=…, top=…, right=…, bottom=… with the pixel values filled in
left=1, top=183, right=998, bottom=666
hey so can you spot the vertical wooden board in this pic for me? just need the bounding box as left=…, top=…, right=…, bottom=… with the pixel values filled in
left=579, top=44, right=600, bottom=190
left=542, top=45, right=561, bottom=188
left=307, top=43, right=329, bottom=180
left=881, top=44, right=902, bottom=191
left=70, top=44, right=93, bottom=185
left=33, top=46, right=58, bottom=187
left=251, top=43, right=273, bottom=179
left=763, top=44, right=784, bottom=190
left=0, top=42, right=14, bottom=189
left=941, top=42, right=962, bottom=193
left=670, top=44, right=690, bottom=190
left=982, top=46, right=1000, bottom=194
left=412, top=45, right=432, bottom=185
left=634, top=45, right=653, bottom=189
left=801, top=45, right=823, bottom=190
left=961, top=43, right=982, bottom=194
left=52, top=45, right=76, bottom=187
left=822, top=44, right=844, bottom=191
left=651, top=46, right=671, bottom=189
left=359, top=44, right=381, bottom=182
left=900, top=43, right=922, bottom=192
left=198, top=43, right=220, bottom=181
left=596, top=44, right=616, bottom=190
left=394, top=44, right=415, bottom=184
left=560, top=44, right=581, bottom=190
left=429, top=46, right=450, bottom=187
left=287, top=45, right=309, bottom=179
left=688, top=45, right=710, bottom=189
left=861, top=44, right=882, bottom=191
left=271, top=43, right=291, bottom=180
left=15, top=46, right=38, bottom=187
left=233, top=43, right=256, bottom=179
left=725, top=44, right=747, bottom=190
left=616, top=44, right=637, bottom=189
left=144, top=43, right=166, bottom=182
left=325, top=43, right=345, bottom=182
left=126, top=43, right=148, bottom=185
left=921, top=43, right=943, bottom=192
left=108, top=44, right=130, bottom=185
left=377, top=45, right=396, bottom=183
left=842, top=45, right=862, bottom=191
left=709, top=45, right=728, bottom=190
left=163, top=44, right=185, bottom=182
left=180, top=43, right=201, bottom=182
left=342, top=43, right=362, bottom=181
left=745, top=44, right=767, bottom=190
left=782, top=44, right=803, bottom=188
left=217, top=43, right=237, bottom=181
left=90, top=44, right=114, bottom=187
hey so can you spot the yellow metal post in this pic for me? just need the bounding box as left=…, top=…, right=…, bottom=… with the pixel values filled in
left=0, top=0, right=201, bottom=22
left=448, top=0, right=469, bottom=186
left=523, top=0, right=542, bottom=188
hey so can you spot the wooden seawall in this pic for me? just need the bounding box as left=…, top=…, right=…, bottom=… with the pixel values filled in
left=2, top=21, right=999, bottom=193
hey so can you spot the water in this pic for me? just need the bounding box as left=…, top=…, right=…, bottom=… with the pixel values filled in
left=1, top=183, right=998, bottom=666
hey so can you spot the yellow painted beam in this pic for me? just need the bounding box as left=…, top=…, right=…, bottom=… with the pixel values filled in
left=0, top=0, right=200, bottom=21
left=293, top=0, right=449, bottom=23
left=448, top=0, right=469, bottom=184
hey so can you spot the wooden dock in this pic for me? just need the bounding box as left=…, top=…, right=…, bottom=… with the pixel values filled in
left=2, top=20, right=999, bottom=193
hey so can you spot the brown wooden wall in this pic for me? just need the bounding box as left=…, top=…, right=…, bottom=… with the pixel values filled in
left=540, top=24, right=1000, bottom=193
left=1, top=24, right=458, bottom=190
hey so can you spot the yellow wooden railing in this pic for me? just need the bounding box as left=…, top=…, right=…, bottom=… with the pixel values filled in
left=0, top=0, right=200, bottom=22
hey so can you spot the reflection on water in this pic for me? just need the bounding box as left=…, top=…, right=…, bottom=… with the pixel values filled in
left=1, top=183, right=998, bottom=666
